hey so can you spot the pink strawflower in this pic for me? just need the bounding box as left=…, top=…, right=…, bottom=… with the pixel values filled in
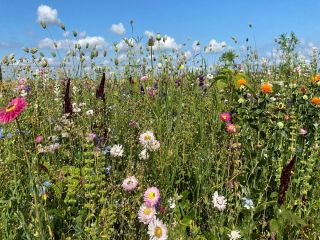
left=86, top=133, right=96, bottom=141
left=122, top=176, right=138, bottom=192
left=138, top=204, right=156, bottom=224
left=226, top=123, right=237, bottom=134
left=220, top=112, right=231, bottom=122
left=35, top=135, right=44, bottom=144
left=299, top=128, right=307, bottom=135
left=0, top=97, right=27, bottom=124
left=140, top=75, right=149, bottom=81
left=19, top=78, right=27, bottom=85
left=144, top=187, right=161, bottom=207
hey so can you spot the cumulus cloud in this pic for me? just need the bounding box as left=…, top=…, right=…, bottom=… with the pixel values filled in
left=144, top=31, right=180, bottom=50
left=115, top=38, right=135, bottom=52
left=37, top=5, right=60, bottom=25
left=38, top=36, right=107, bottom=50
left=110, top=23, right=125, bottom=35
left=144, top=31, right=155, bottom=38
left=205, top=39, right=227, bottom=53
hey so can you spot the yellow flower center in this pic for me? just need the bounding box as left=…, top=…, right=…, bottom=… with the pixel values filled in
left=6, top=104, right=16, bottom=113
left=148, top=192, right=155, bottom=199
left=143, top=208, right=152, bottom=215
left=145, top=135, right=152, bottom=141
left=154, top=226, right=163, bottom=238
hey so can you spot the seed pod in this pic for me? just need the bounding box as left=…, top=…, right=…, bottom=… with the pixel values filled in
left=30, top=48, right=38, bottom=54
left=23, top=47, right=29, bottom=53
left=156, top=33, right=161, bottom=41
left=40, top=21, right=47, bottom=29
left=42, top=59, right=48, bottom=68
left=60, top=23, right=66, bottom=31
left=103, top=50, right=107, bottom=57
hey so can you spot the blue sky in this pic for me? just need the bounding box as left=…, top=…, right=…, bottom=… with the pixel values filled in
left=0, top=0, right=320, bottom=61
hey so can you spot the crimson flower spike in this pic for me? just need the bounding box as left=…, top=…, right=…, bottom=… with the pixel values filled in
left=96, top=72, right=106, bottom=101
left=63, top=78, right=73, bottom=116
left=278, top=156, right=296, bottom=205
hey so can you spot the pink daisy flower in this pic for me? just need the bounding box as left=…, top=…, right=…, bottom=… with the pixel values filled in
left=138, top=204, right=156, bottom=224
left=122, top=176, right=138, bottom=192
left=220, top=112, right=231, bottom=122
left=140, top=75, right=149, bottom=81
left=226, top=123, right=237, bottom=134
left=144, top=187, right=161, bottom=207
left=0, top=97, right=27, bottom=124
left=35, top=135, right=44, bottom=144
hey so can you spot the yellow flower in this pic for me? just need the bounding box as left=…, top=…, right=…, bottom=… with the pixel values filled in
left=236, top=78, right=247, bottom=87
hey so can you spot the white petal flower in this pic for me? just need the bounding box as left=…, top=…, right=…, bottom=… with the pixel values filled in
left=147, top=218, right=168, bottom=240
left=110, top=144, right=124, bottom=157
left=212, top=191, right=227, bottom=211
left=228, top=230, right=241, bottom=240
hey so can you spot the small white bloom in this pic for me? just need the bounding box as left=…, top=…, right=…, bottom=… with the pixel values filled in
left=86, top=109, right=94, bottom=116
left=61, top=132, right=69, bottom=138
left=303, top=95, right=308, bottom=100
left=206, top=73, right=214, bottom=80
left=168, top=198, right=176, bottom=209
left=110, top=144, right=124, bottom=157
left=139, top=149, right=149, bottom=160
left=228, top=230, right=241, bottom=240
left=212, top=191, right=227, bottom=211
left=148, top=140, right=160, bottom=151
left=20, top=90, right=27, bottom=97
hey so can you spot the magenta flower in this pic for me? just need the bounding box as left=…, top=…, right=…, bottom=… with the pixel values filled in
left=226, top=123, right=237, bottom=134
left=140, top=75, right=149, bottom=81
left=35, top=135, right=44, bottom=144
left=0, top=97, right=27, bottom=124
left=299, top=128, right=307, bottom=136
left=220, top=112, right=231, bottom=122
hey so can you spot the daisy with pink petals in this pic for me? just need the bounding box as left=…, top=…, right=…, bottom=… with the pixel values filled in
left=144, top=187, right=161, bottom=207
left=138, top=204, right=156, bottom=224
left=226, top=123, right=237, bottom=134
left=140, top=75, right=149, bottom=81
left=220, top=112, right=231, bottom=122
left=0, top=97, right=27, bottom=124
left=122, top=176, right=138, bottom=192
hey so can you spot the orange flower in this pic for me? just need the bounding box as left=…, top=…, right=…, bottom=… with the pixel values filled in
left=236, top=78, right=247, bottom=87
left=261, top=83, right=273, bottom=94
left=311, top=97, right=320, bottom=104
left=312, top=74, right=320, bottom=83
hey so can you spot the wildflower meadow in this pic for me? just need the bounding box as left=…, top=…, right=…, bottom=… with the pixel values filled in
left=0, top=2, right=320, bottom=240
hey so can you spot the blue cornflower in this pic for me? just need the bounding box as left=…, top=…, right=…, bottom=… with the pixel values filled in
left=242, top=197, right=254, bottom=209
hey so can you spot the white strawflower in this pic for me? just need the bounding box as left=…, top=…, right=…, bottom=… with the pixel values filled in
left=139, top=131, right=155, bottom=146
left=138, top=204, right=156, bottom=224
left=207, top=73, right=214, bottom=79
left=147, top=218, right=168, bottom=240
left=86, top=109, right=94, bottom=116
left=148, top=140, right=160, bottom=151
left=139, top=149, right=149, bottom=160
left=110, top=144, right=124, bottom=157
left=212, top=191, right=227, bottom=211
left=228, top=230, right=241, bottom=240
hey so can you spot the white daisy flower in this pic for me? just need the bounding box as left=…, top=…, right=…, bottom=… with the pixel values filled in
left=147, top=218, right=168, bottom=240
left=228, top=230, right=241, bottom=240
left=206, top=73, right=214, bottom=80
left=138, top=204, right=156, bottom=224
left=139, top=131, right=155, bottom=146
left=148, top=140, right=160, bottom=151
left=86, top=109, right=94, bottom=116
left=212, top=191, right=227, bottom=211
left=139, top=149, right=149, bottom=160
left=110, top=144, right=124, bottom=157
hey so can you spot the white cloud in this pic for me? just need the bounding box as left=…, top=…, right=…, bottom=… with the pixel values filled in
left=78, top=36, right=107, bottom=49
left=144, top=30, right=155, bottom=38
left=38, top=36, right=107, bottom=50
left=145, top=31, right=180, bottom=50
left=37, top=5, right=60, bottom=25
left=115, top=38, right=135, bottom=52
left=110, top=23, right=125, bottom=35
left=205, top=39, right=227, bottom=53
left=192, top=41, right=200, bottom=52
